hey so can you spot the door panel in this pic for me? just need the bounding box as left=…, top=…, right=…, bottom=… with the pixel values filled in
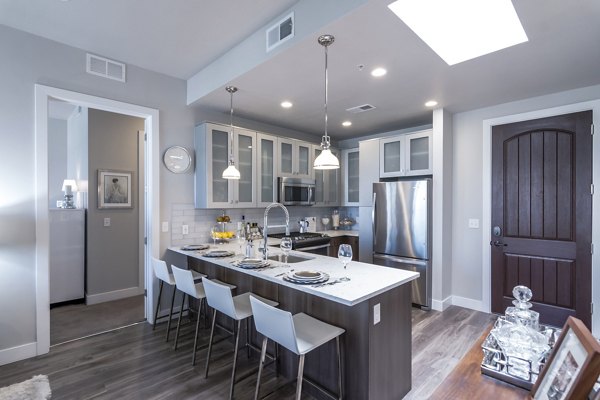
left=491, top=111, right=592, bottom=328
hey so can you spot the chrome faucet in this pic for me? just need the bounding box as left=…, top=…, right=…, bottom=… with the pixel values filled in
left=261, top=202, right=290, bottom=260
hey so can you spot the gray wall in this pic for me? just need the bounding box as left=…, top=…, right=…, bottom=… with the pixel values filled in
left=87, top=109, right=144, bottom=296
left=48, top=118, right=68, bottom=208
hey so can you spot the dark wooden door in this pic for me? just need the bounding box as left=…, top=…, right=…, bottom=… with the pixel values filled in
left=491, top=111, right=593, bottom=328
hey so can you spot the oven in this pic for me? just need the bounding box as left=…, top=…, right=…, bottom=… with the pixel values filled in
left=269, top=232, right=331, bottom=256
left=278, top=177, right=315, bottom=206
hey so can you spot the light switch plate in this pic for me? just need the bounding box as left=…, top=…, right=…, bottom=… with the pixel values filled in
left=104, top=217, right=111, bottom=227
left=182, top=225, right=189, bottom=235
left=468, top=218, right=480, bottom=229
left=162, top=221, right=169, bottom=233
left=374, top=303, right=381, bottom=325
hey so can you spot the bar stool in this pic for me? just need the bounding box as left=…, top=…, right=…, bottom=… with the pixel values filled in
left=249, top=295, right=345, bottom=400
left=202, top=278, right=279, bottom=400
left=170, top=265, right=213, bottom=366
left=151, top=257, right=205, bottom=342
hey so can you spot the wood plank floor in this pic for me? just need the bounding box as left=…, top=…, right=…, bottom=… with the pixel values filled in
left=51, top=295, right=145, bottom=345
left=0, top=306, right=493, bottom=399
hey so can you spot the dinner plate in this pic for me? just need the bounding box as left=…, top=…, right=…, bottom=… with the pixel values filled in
left=235, top=261, right=271, bottom=269
left=181, top=244, right=209, bottom=251
left=283, top=272, right=329, bottom=285
left=201, top=250, right=234, bottom=257
left=293, top=271, right=323, bottom=280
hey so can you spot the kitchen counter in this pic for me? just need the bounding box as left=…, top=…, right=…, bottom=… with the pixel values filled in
left=318, top=229, right=358, bottom=237
left=167, top=242, right=416, bottom=400
left=169, top=242, right=416, bottom=306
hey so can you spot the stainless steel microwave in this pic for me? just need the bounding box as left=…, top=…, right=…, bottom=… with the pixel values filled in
left=278, top=177, right=315, bottom=206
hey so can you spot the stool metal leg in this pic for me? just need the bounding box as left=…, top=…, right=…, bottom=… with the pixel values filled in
left=254, top=337, right=268, bottom=400
left=165, top=285, right=177, bottom=342
left=173, top=293, right=186, bottom=350
left=275, top=343, right=279, bottom=377
left=337, top=336, right=343, bottom=400
left=246, top=318, right=251, bottom=359
left=191, top=300, right=203, bottom=366
left=296, top=354, right=305, bottom=400
left=152, top=280, right=164, bottom=330
left=204, top=308, right=218, bottom=378
left=229, top=319, right=242, bottom=400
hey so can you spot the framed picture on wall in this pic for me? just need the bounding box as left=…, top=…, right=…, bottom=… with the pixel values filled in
left=98, top=170, right=133, bottom=209
left=530, top=316, right=600, bottom=400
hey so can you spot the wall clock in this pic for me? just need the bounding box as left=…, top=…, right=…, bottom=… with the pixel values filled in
left=163, top=146, right=192, bottom=173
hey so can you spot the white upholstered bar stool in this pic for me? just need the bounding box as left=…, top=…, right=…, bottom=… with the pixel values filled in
left=170, top=265, right=213, bottom=366
left=202, top=278, right=279, bottom=400
left=250, top=295, right=345, bottom=400
left=151, top=257, right=205, bottom=342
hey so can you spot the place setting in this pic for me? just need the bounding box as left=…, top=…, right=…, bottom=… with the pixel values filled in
left=199, top=249, right=235, bottom=258
left=180, top=244, right=210, bottom=251
left=232, top=258, right=272, bottom=270
left=283, top=270, right=330, bottom=285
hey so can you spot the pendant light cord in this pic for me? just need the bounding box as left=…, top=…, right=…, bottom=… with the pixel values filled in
left=229, top=89, right=234, bottom=163
left=324, top=43, right=329, bottom=148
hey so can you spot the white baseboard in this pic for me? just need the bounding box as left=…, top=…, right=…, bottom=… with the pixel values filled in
left=86, top=286, right=144, bottom=305
left=0, top=342, right=37, bottom=366
left=431, top=295, right=452, bottom=311
left=451, top=295, right=487, bottom=313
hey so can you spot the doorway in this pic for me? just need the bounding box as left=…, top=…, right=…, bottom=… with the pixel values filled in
left=490, top=111, right=593, bottom=327
left=34, top=84, right=160, bottom=356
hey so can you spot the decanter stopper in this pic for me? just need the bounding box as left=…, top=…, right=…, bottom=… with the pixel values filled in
left=512, top=285, right=533, bottom=310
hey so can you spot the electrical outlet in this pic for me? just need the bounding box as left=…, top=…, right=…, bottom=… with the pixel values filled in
left=468, top=218, right=480, bottom=229
left=162, top=221, right=169, bottom=233
left=374, top=303, right=381, bottom=325
left=182, top=225, right=189, bottom=235
left=104, top=218, right=111, bottom=227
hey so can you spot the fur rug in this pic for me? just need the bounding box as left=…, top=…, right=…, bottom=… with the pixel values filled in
left=0, top=375, right=51, bottom=400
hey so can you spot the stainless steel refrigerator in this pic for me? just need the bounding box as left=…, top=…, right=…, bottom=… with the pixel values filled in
left=372, top=179, right=432, bottom=309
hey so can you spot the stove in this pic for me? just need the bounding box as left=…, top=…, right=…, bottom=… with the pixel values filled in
left=268, top=232, right=331, bottom=253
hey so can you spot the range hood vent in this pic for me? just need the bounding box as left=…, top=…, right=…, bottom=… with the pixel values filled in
left=266, top=12, right=294, bottom=52
left=346, top=104, right=376, bottom=113
left=86, top=54, right=126, bottom=82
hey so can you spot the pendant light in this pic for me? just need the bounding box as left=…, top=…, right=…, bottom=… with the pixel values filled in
left=313, top=34, right=340, bottom=170
left=222, top=86, right=241, bottom=180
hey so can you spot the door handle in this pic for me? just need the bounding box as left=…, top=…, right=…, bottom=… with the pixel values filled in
left=490, top=240, right=507, bottom=247
left=372, top=192, right=377, bottom=245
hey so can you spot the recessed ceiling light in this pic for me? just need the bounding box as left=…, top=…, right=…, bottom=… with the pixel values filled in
left=342, top=121, right=352, bottom=127
left=280, top=101, right=293, bottom=108
left=371, top=68, right=387, bottom=77
left=387, top=0, right=528, bottom=65
left=425, top=100, right=438, bottom=107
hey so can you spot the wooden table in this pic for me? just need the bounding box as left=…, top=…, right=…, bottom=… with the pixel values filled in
left=430, top=326, right=530, bottom=400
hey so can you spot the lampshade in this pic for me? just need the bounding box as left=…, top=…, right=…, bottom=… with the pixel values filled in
left=313, top=148, right=340, bottom=170
left=222, top=163, right=241, bottom=180
left=62, top=179, right=78, bottom=192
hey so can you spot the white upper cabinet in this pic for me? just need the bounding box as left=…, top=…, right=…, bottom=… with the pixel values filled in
left=313, top=145, right=340, bottom=206
left=342, top=148, right=359, bottom=206
left=195, top=122, right=256, bottom=208
left=278, top=138, right=313, bottom=178
left=256, top=133, right=278, bottom=207
left=379, top=129, right=432, bottom=178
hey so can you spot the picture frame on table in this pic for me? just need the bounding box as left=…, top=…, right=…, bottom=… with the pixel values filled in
left=530, top=316, right=600, bottom=400
left=98, top=170, right=133, bottom=209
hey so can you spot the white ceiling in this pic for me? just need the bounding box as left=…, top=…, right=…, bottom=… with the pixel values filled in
left=2, top=0, right=600, bottom=140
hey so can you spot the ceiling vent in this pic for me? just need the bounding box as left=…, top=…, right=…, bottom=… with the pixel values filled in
left=346, top=104, right=376, bottom=114
left=266, top=12, right=294, bottom=52
left=86, top=54, right=126, bottom=82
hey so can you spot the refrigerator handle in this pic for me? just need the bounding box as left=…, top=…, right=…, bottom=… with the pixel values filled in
left=372, top=192, right=377, bottom=246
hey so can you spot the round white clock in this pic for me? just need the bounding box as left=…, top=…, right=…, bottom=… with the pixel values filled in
left=163, top=146, right=192, bottom=173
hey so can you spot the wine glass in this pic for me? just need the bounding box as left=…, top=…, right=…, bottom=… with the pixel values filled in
left=210, top=225, right=219, bottom=246
left=338, top=244, right=352, bottom=269
left=280, top=237, right=293, bottom=263
left=236, top=229, right=246, bottom=255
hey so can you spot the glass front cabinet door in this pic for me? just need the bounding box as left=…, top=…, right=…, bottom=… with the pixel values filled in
left=195, top=122, right=256, bottom=208
left=256, top=133, right=278, bottom=207
left=278, top=138, right=313, bottom=178
left=313, top=145, right=340, bottom=206
left=379, top=129, right=432, bottom=178
left=342, top=148, right=360, bottom=205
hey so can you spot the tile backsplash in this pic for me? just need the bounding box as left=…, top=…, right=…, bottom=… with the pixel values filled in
left=171, top=204, right=359, bottom=246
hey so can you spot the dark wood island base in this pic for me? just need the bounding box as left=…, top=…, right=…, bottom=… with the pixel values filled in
left=182, top=255, right=413, bottom=400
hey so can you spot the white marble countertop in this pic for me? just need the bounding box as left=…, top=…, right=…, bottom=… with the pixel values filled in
left=169, top=242, right=418, bottom=307
left=319, top=229, right=358, bottom=237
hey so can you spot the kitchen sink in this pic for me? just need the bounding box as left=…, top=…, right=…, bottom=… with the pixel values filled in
left=267, top=254, right=314, bottom=264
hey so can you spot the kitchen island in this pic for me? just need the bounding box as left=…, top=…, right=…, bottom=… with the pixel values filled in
left=167, top=243, right=418, bottom=400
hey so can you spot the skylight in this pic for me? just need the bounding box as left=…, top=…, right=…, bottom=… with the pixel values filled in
left=387, top=0, right=528, bottom=65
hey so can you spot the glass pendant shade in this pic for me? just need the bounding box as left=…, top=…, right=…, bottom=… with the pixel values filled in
left=314, top=148, right=339, bottom=170
left=314, top=34, right=340, bottom=170
left=223, top=85, right=241, bottom=180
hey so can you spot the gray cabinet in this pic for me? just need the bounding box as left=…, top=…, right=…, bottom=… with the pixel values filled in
left=256, top=133, right=278, bottom=207
left=379, top=129, right=432, bottom=178
left=313, top=145, right=340, bottom=206
left=342, top=148, right=359, bottom=206
left=195, top=122, right=256, bottom=208
left=358, top=139, right=380, bottom=207
left=278, top=137, right=312, bottom=178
